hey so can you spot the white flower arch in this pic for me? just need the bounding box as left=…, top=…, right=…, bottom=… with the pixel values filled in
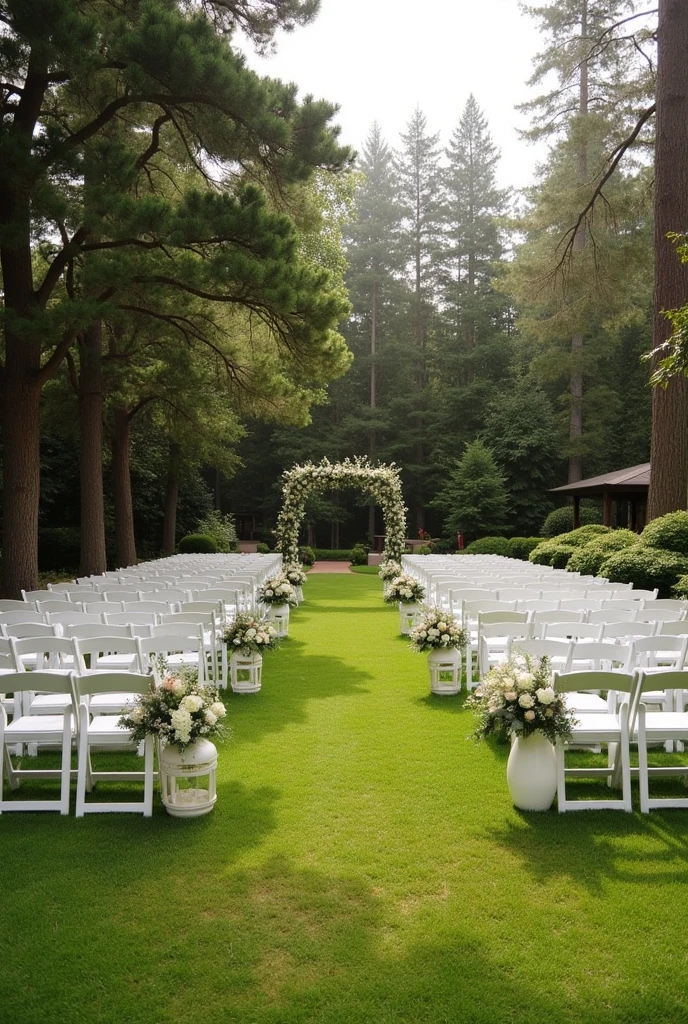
left=275, top=457, right=407, bottom=564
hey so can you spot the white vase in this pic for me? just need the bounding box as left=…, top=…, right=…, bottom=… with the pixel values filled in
left=159, top=738, right=218, bottom=818
left=230, top=650, right=262, bottom=693
left=399, top=602, right=421, bottom=635
left=427, top=647, right=461, bottom=695
left=267, top=602, right=290, bottom=636
left=506, top=732, right=557, bottom=812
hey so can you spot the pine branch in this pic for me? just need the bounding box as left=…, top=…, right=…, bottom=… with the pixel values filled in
left=37, top=327, right=77, bottom=386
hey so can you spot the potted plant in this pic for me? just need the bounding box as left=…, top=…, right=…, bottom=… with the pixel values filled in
left=258, top=573, right=297, bottom=636
left=409, top=608, right=467, bottom=694
left=119, top=667, right=226, bottom=817
left=466, top=655, right=577, bottom=811
left=222, top=612, right=279, bottom=693
left=384, top=572, right=426, bottom=634
left=283, top=563, right=307, bottom=604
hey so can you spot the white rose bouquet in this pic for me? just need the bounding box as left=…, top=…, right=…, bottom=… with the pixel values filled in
left=379, top=560, right=402, bottom=582
left=259, top=574, right=297, bottom=606
left=383, top=573, right=425, bottom=604
left=118, top=667, right=227, bottom=751
left=284, top=563, right=307, bottom=586
left=222, top=612, right=278, bottom=655
left=409, top=608, right=466, bottom=652
left=466, top=655, right=577, bottom=743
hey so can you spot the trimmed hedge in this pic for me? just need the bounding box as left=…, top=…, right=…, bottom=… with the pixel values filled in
left=641, top=511, right=688, bottom=555
left=599, top=546, right=688, bottom=598
left=672, top=575, right=688, bottom=600
left=529, top=541, right=576, bottom=568
left=507, top=537, right=543, bottom=561
left=542, top=504, right=602, bottom=537
left=465, top=536, right=512, bottom=556
left=556, top=524, right=610, bottom=547
left=256, top=542, right=271, bottom=554
left=350, top=544, right=368, bottom=566
left=565, top=530, right=639, bottom=576
left=312, top=549, right=351, bottom=561
left=298, top=546, right=315, bottom=566
left=178, top=533, right=218, bottom=554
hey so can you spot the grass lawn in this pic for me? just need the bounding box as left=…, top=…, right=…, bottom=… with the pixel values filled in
left=3, top=573, right=688, bottom=1023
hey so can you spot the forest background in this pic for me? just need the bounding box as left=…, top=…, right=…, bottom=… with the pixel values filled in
left=0, top=0, right=678, bottom=583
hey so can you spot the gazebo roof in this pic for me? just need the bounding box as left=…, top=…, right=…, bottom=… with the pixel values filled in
left=551, top=463, right=650, bottom=497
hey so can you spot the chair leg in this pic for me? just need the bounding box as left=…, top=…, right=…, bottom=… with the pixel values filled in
left=75, top=727, right=89, bottom=818
left=143, top=735, right=154, bottom=817
left=556, top=739, right=567, bottom=812
left=60, top=715, right=72, bottom=816
left=637, top=711, right=650, bottom=814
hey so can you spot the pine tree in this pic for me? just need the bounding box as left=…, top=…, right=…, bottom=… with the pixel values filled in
left=432, top=440, right=509, bottom=540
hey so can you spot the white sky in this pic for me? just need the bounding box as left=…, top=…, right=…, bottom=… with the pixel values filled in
left=240, top=0, right=548, bottom=191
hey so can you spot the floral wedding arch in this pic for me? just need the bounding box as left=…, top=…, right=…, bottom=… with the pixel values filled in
left=275, top=457, right=407, bottom=564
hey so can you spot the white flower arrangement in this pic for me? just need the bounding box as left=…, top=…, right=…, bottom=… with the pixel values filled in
left=222, top=612, right=279, bottom=655
left=284, top=563, right=307, bottom=586
left=275, top=457, right=407, bottom=566
left=118, top=667, right=226, bottom=751
left=379, top=560, right=402, bottom=582
left=466, top=655, right=577, bottom=744
left=259, top=573, right=297, bottom=606
left=409, top=608, right=467, bottom=653
left=383, top=573, right=425, bottom=604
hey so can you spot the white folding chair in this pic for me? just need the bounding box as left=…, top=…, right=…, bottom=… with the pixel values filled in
left=507, top=637, right=572, bottom=675
left=553, top=670, right=637, bottom=812
left=543, top=622, right=602, bottom=643
left=74, top=636, right=144, bottom=675
left=0, top=671, right=77, bottom=814
left=0, top=610, right=45, bottom=627
left=634, top=669, right=688, bottom=812
left=74, top=672, right=155, bottom=817
left=0, top=600, right=38, bottom=613
left=138, top=632, right=207, bottom=685
left=82, top=601, right=124, bottom=615
left=588, top=607, right=636, bottom=624
left=48, top=611, right=105, bottom=629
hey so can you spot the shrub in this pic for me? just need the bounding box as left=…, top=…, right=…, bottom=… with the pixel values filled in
left=541, top=504, right=602, bottom=537
left=599, top=546, right=688, bottom=598
left=529, top=541, right=576, bottom=568
left=465, top=536, right=512, bottom=556
left=556, top=524, right=610, bottom=546
left=178, top=533, right=218, bottom=554
left=417, top=545, right=433, bottom=555
left=641, top=511, right=688, bottom=554
left=313, top=548, right=351, bottom=562
left=298, top=545, right=315, bottom=566
left=507, top=537, right=542, bottom=561
left=195, top=510, right=237, bottom=552
left=350, top=544, right=368, bottom=566
left=430, top=538, right=458, bottom=555
left=38, top=527, right=82, bottom=571
left=565, top=530, right=640, bottom=575
left=672, top=575, right=688, bottom=599
left=256, top=542, right=271, bottom=554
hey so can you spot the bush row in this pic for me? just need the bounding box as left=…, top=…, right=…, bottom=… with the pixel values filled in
left=463, top=536, right=543, bottom=560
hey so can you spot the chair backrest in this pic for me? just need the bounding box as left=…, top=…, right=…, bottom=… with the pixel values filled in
left=20, top=590, right=52, bottom=602
left=600, top=621, right=657, bottom=642
left=633, top=669, right=688, bottom=714
left=478, top=611, right=529, bottom=626
left=634, top=607, right=686, bottom=623
left=0, top=670, right=77, bottom=699
left=48, top=611, right=105, bottom=627
left=123, top=601, right=174, bottom=614
left=553, top=668, right=637, bottom=698
left=159, top=611, right=216, bottom=628
left=102, top=590, right=142, bottom=603
left=628, top=635, right=688, bottom=670
left=143, top=588, right=190, bottom=603
left=462, top=600, right=516, bottom=620
left=587, top=607, right=636, bottom=623
left=10, top=635, right=76, bottom=672
left=480, top=621, right=533, bottom=641
left=508, top=637, right=572, bottom=663
left=0, top=600, right=37, bottom=613
left=151, top=622, right=204, bottom=639
left=659, top=620, right=688, bottom=636
left=2, top=622, right=59, bottom=639
left=558, top=599, right=602, bottom=613
left=601, top=598, right=645, bottom=611
left=543, top=621, right=602, bottom=641
left=35, top=599, right=82, bottom=614
left=628, top=588, right=659, bottom=601
left=531, top=610, right=585, bottom=625
left=651, top=599, right=688, bottom=615
left=46, top=583, right=84, bottom=594
left=73, top=636, right=142, bottom=674
left=496, top=588, right=536, bottom=602
left=105, top=611, right=158, bottom=627
left=515, top=600, right=560, bottom=614
left=65, top=623, right=133, bottom=640
left=83, top=601, right=123, bottom=615
left=135, top=581, right=163, bottom=593
left=0, top=610, right=45, bottom=625
left=138, top=633, right=204, bottom=655
left=74, top=671, right=153, bottom=700
left=567, top=641, right=632, bottom=673
left=179, top=600, right=222, bottom=615
left=190, top=588, right=244, bottom=604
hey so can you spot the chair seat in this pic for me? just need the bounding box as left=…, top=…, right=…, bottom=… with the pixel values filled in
left=639, top=711, right=688, bottom=739
left=6, top=714, right=75, bottom=738
left=87, top=715, right=135, bottom=741
left=565, top=692, right=608, bottom=713
left=565, top=713, right=622, bottom=741
left=29, top=693, right=73, bottom=714
left=90, top=692, right=140, bottom=715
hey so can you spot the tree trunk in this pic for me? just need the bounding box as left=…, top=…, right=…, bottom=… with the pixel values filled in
left=569, top=1, right=588, bottom=485
left=0, top=195, right=41, bottom=598
left=648, top=0, right=688, bottom=519
left=78, top=322, right=107, bottom=576
left=162, top=441, right=181, bottom=556
left=111, top=407, right=137, bottom=568
left=368, top=281, right=377, bottom=543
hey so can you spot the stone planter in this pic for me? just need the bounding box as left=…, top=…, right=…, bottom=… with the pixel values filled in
left=159, top=738, right=218, bottom=817
left=427, top=647, right=462, bottom=695
left=399, top=602, right=422, bottom=635
left=230, top=650, right=262, bottom=693
left=506, top=732, right=557, bottom=812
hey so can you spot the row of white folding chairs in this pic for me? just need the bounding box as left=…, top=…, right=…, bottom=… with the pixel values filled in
left=1, top=670, right=157, bottom=816
left=552, top=668, right=688, bottom=813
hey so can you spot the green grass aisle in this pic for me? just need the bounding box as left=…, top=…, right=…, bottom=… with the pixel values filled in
left=3, top=573, right=688, bottom=1023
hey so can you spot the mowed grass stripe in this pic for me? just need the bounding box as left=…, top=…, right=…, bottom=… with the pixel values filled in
left=2, top=572, right=688, bottom=1023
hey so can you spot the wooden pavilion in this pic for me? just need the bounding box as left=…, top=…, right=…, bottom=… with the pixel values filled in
left=550, top=463, right=650, bottom=531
